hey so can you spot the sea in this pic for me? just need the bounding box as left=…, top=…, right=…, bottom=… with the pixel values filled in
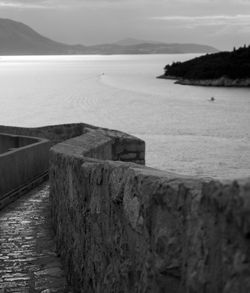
left=0, top=54, right=249, bottom=180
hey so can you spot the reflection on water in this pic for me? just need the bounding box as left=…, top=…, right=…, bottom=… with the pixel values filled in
left=0, top=54, right=249, bottom=179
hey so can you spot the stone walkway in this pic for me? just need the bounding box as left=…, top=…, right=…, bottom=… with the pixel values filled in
left=0, top=183, right=72, bottom=293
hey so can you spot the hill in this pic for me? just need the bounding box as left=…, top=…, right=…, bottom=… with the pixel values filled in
left=0, top=18, right=86, bottom=55
left=159, top=46, right=250, bottom=86
left=0, top=18, right=218, bottom=55
left=88, top=41, right=218, bottom=54
left=114, top=38, right=153, bottom=46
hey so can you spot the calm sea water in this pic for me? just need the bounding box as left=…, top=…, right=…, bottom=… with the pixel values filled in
left=0, top=54, right=249, bottom=180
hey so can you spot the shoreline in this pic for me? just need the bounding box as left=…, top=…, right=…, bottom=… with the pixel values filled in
left=157, top=75, right=250, bottom=87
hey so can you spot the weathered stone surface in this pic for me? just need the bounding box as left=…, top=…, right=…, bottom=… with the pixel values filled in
left=0, top=123, right=145, bottom=165
left=49, top=128, right=250, bottom=292
left=119, top=153, right=137, bottom=160
left=0, top=124, right=145, bottom=160
left=0, top=183, right=72, bottom=292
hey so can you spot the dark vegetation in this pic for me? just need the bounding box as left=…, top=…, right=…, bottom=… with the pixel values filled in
left=163, top=45, right=250, bottom=80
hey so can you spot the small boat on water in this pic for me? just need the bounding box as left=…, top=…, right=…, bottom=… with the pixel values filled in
left=210, top=97, right=215, bottom=102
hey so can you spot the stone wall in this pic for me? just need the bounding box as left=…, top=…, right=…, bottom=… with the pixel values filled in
left=0, top=123, right=87, bottom=145
left=0, top=133, right=50, bottom=210
left=50, top=127, right=250, bottom=293
left=0, top=123, right=144, bottom=212
left=0, top=133, right=38, bottom=154
left=0, top=124, right=145, bottom=165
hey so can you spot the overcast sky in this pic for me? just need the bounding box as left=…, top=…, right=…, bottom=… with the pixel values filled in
left=0, top=0, right=249, bottom=50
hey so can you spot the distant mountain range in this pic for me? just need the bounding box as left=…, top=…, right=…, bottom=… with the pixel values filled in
left=0, top=18, right=218, bottom=55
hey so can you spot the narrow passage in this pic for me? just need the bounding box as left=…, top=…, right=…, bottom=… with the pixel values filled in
left=0, top=183, right=72, bottom=293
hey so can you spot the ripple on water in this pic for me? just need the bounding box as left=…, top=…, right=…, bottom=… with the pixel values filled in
left=0, top=54, right=249, bottom=179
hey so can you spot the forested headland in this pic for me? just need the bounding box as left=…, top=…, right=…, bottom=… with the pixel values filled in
left=159, top=46, right=250, bottom=86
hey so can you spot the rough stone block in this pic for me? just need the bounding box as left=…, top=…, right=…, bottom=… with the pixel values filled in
left=48, top=124, right=250, bottom=293
left=119, top=153, right=137, bottom=160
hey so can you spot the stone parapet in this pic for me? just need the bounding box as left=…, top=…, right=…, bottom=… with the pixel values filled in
left=0, top=133, right=50, bottom=210
left=0, top=123, right=88, bottom=145
left=0, top=124, right=145, bottom=165
left=50, top=126, right=250, bottom=293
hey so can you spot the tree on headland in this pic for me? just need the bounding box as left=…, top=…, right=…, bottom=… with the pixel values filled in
left=163, top=45, right=250, bottom=80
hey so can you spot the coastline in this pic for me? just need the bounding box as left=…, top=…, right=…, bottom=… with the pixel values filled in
left=157, top=75, right=250, bottom=87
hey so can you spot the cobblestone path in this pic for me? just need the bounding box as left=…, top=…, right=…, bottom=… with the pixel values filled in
left=0, top=183, right=72, bottom=293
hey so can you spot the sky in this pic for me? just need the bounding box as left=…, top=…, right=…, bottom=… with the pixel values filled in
left=0, top=0, right=250, bottom=50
